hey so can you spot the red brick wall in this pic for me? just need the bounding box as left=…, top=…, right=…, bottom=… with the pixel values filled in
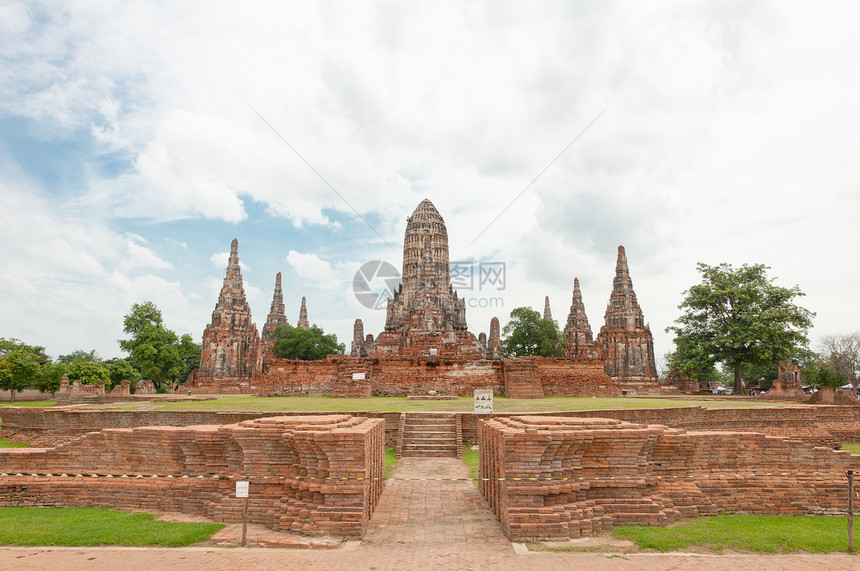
left=0, top=408, right=404, bottom=450
left=478, top=415, right=860, bottom=540
left=192, top=355, right=668, bottom=397
left=0, top=415, right=385, bottom=539
left=462, top=406, right=860, bottom=448
left=252, top=357, right=505, bottom=397
left=4, top=406, right=860, bottom=451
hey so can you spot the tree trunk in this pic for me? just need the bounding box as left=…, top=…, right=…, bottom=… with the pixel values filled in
left=734, top=364, right=745, bottom=395
left=9, top=389, right=15, bottom=403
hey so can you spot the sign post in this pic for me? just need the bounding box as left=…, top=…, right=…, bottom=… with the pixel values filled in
left=849, top=470, right=855, bottom=553
left=236, top=479, right=250, bottom=547
left=473, top=389, right=493, bottom=414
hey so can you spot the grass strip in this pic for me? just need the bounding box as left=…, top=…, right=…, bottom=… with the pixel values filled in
left=0, top=507, right=223, bottom=547
left=842, top=442, right=860, bottom=455
left=462, top=445, right=479, bottom=484
left=612, top=514, right=855, bottom=553
left=385, top=448, right=398, bottom=477
left=0, top=438, right=28, bottom=448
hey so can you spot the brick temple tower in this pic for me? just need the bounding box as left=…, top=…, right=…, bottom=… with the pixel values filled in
left=297, top=296, right=310, bottom=329
left=261, top=272, right=288, bottom=359
left=194, top=239, right=262, bottom=388
left=371, top=199, right=482, bottom=358
left=563, top=278, right=599, bottom=359
left=596, top=246, right=657, bottom=381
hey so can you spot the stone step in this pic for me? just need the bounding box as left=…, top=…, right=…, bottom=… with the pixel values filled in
left=401, top=440, right=457, bottom=448
left=401, top=442, right=458, bottom=449
left=396, top=412, right=461, bottom=459
left=399, top=450, right=458, bottom=458
left=403, top=426, right=456, bottom=434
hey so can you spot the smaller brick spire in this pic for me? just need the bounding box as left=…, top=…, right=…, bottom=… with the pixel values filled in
left=297, top=296, right=310, bottom=330
left=262, top=272, right=288, bottom=343
left=543, top=296, right=552, bottom=321
left=351, top=319, right=366, bottom=357
left=563, top=278, right=597, bottom=359
left=487, top=317, right=502, bottom=359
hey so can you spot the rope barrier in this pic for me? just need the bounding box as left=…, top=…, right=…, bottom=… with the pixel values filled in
left=0, top=470, right=857, bottom=482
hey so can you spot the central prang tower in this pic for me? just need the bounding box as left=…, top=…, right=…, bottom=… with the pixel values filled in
left=384, top=199, right=468, bottom=332
left=366, top=199, right=482, bottom=358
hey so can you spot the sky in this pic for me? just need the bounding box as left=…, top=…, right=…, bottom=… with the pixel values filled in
left=1, top=0, right=858, bottom=369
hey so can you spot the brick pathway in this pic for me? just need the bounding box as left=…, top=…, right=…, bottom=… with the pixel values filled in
left=362, top=457, right=509, bottom=547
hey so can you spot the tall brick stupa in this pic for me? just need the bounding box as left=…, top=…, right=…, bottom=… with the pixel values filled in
left=596, top=246, right=657, bottom=381
left=194, top=239, right=261, bottom=388
left=368, top=199, right=483, bottom=358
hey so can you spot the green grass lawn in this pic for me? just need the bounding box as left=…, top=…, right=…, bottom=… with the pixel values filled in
left=842, top=443, right=860, bottom=454
left=0, top=438, right=28, bottom=448
left=462, top=445, right=479, bottom=483
left=612, top=514, right=856, bottom=553
left=0, top=400, right=55, bottom=407
left=385, top=448, right=398, bottom=477
left=81, top=395, right=792, bottom=413
left=0, top=507, right=223, bottom=547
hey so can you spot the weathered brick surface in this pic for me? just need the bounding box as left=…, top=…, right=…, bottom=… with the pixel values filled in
left=0, top=408, right=404, bottom=451
left=0, top=415, right=384, bottom=538
left=4, top=406, right=860, bottom=451
left=255, top=356, right=505, bottom=397
left=198, top=355, right=630, bottom=398
left=478, top=415, right=860, bottom=540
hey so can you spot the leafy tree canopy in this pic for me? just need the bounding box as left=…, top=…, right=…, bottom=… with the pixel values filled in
left=818, top=333, right=860, bottom=390
left=104, top=357, right=141, bottom=392
left=35, top=362, right=66, bottom=395
left=501, top=307, right=564, bottom=358
left=65, top=361, right=111, bottom=386
left=119, top=301, right=201, bottom=390
left=57, top=349, right=101, bottom=364
left=0, top=338, right=50, bottom=401
left=667, top=263, right=814, bottom=394
left=271, top=324, right=345, bottom=360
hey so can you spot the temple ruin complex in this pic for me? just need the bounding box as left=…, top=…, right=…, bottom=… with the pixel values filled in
left=190, top=199, right=665, bottom=396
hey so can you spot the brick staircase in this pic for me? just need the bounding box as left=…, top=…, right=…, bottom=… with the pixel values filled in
left=396, top=412, right=462, bottom=458
left=503, top=359, right=545, bottom=398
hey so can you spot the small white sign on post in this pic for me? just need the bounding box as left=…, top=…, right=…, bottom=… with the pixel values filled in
left=474, top=389, right=494, bottom=414
left=235, top=480, right=249, bottom=498
left=352, top=372, right=366, bottom=380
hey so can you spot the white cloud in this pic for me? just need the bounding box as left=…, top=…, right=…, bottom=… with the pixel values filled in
left=286, top=251, right=335, bottom=285
left=2, top=1, right=859, bottom=361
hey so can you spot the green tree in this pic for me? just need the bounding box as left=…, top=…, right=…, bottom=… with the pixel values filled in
left=118, top=301, right=199, bottom=391
left=800, top=357, right=847, bottom=390
left=65, top=361, right=111, bottom=386
left=103, top=357, right=141, bottom=392
left=667, top=263, right=814, bottom=395
left=177, top=334, right=201, bottom=384
left=0, top=339, right=48, bottom=401
left=271, top=324, right=345, bottom=360
left=35, top=362, right=66, bottom=396
left=501, top=307, right=564, bottom=358
left=819, top=333, right=860, bottom=392
left=57, top=349, right=101, bottom=365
